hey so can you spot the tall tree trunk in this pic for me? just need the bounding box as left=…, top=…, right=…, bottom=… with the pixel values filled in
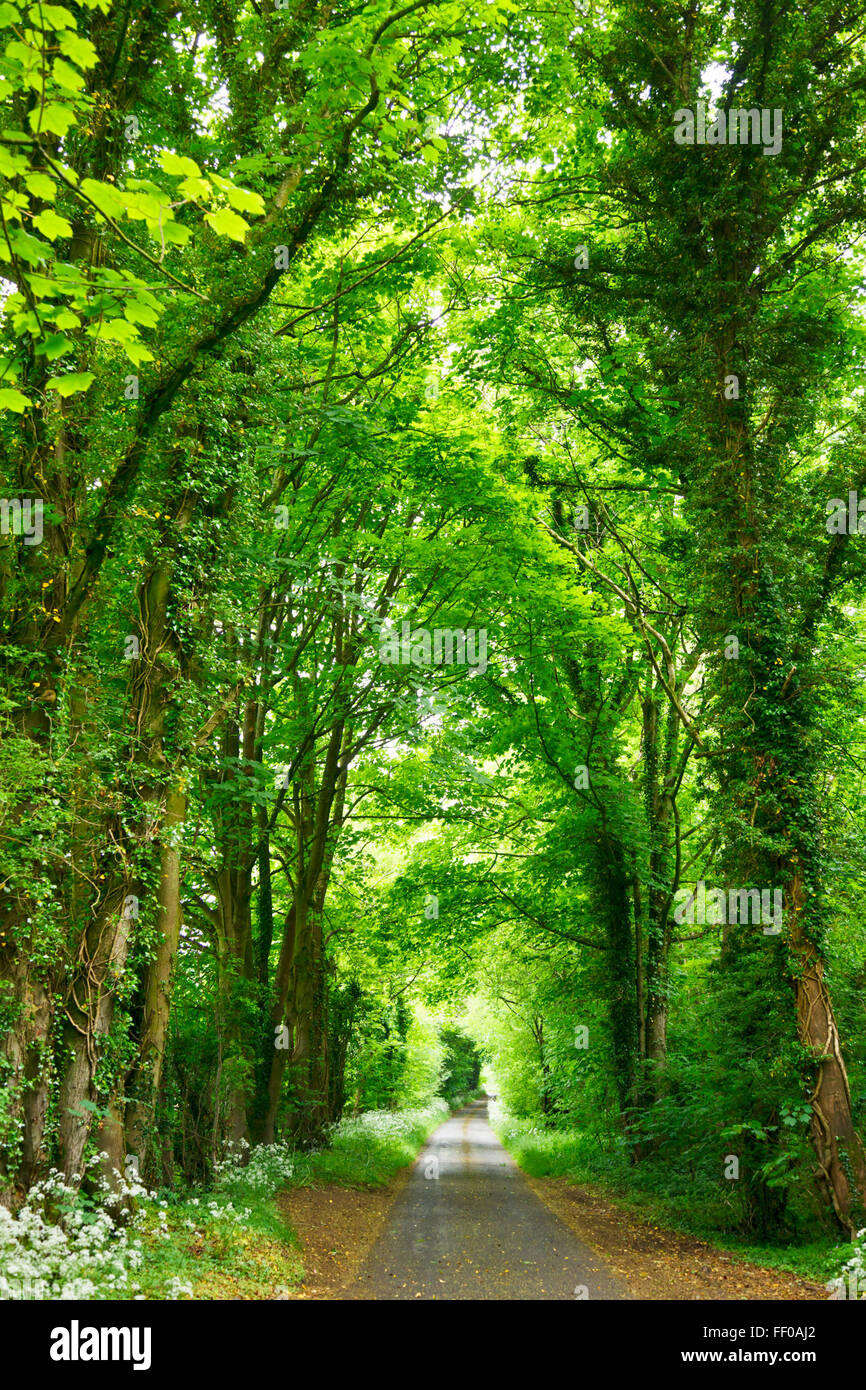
left=592, top=828, right=639, bottom=1119
left=643, top=691, right=679, bottom=1076
left=255, top=723, right=348, bottom=1144
left=125, top=787, right=187, bottom=1171
left=707, top=343, right=866, bottom=1232
left=57, top=883, right=136, bottom=1179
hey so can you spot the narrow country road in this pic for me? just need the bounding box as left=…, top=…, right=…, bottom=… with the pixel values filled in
left=349, top=1100, right=629, bottom=1300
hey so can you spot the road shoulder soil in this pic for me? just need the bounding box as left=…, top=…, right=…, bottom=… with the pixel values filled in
left=524, top=1176, right=827, bottom=1301
left=276, top=1170, right=412, bottom=1299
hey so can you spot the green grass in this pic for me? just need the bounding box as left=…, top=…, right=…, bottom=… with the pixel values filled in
left=134, top=1190, right=304, bottom=1301
left=135, top=1099, right=451, bottom=1299
left=490, top=1105, right=849, bottom=1286
left=286, top=1101, right=450, bottom=1190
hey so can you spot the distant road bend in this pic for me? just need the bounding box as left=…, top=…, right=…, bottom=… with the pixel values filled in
left=350, top=1099, right=628, bottom=1300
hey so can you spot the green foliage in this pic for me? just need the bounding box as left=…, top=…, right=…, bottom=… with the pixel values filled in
left=4, top=0, right=866, bottom=1300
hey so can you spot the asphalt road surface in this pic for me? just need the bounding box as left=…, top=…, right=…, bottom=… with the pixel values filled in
left=349, top=1099, right=629, bottom=1300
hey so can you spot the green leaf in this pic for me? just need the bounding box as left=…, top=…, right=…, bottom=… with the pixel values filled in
left=51, top=57, right=85, bottom=92
left=45, top=371, right=94, bottom=396
left=204, top=207, right=250, bottom=242
left=0, top=387, right=30, bottom=411
left=211, top=173, right=265, bottom=216
left=57, top=31, right=98, bottom=67
left=24, top=172, right=56, bottom=200
left=223, top=184, right=265, bottom=216
left=35, top=332, right=73, bottom=359
left=89, top=318, right=139, bottom=344
left=29, top=102, right=76, bottom=136
left=121, top=188, right=166, bottom=223
left=27, top=3, right=76, bottom=29
left=79, top=177, right=126, bottom=218
left=27, top=272, right=62, bottom=297
left=33, top=209, right=73, bottom=239
left=51, top=308, right=80, bottom=330
left=161, top=221, right=192, bottom=246
left=0, top=147, right=28, bottom=177
left=123, top=298, right=160, bottom=328
left=67, top=1096, right=100, bottom=1114
left=7, top=227, right=47, bottom=263
left=123, top=341, right=154, bottom=366
left=5, top=40, right=38, bottom=74
left=178, top=175, right=212, bottom=201
left=159, top=150, right=201, bottom=179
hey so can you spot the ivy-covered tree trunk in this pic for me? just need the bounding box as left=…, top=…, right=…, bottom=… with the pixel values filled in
left=212, top=700, right=259, bottom=1150
left=591, top=829, right=639, bottom=1120
left=641, top=688, right=678, bottom=1076
left=125, top=786, right=187, bottom=1174
left=709, top=528, right=866, bottom=1232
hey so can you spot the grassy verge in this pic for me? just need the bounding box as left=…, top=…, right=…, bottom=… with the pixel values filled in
left=135, top=1099, right=451, bottom=1299
left=1, top=1100, right=451, bottom=1301
left=489, top=1104, right=852, bottom=1288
